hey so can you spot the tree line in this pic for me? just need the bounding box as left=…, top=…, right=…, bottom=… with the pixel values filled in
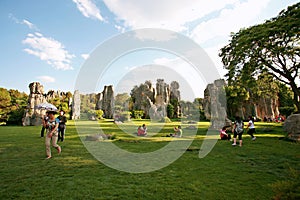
left=0, top=88, right=28, bottom=125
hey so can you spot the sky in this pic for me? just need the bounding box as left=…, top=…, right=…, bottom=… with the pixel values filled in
left=0, top=0, right=298, bottom=100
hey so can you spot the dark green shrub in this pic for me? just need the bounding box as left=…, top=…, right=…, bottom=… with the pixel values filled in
left=133, top=110, right=144, bottom=119
left=6, top=108, right=25, bottom=125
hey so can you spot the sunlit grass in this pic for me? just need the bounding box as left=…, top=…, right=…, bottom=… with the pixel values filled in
left=0, top=120, right=299, bottom=199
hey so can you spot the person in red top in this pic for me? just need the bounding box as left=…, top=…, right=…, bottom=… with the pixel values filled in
left=137, top=124, right=147, bottom=136
left=220, top=126, right=231, bottom=140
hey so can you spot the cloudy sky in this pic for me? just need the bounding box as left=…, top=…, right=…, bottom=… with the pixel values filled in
left=0, top=0, right=298, bottom=100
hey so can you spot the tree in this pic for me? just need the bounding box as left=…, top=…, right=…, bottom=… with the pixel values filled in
left=278, top=82, right=295, bottom=116
left=115, top=93, right=130, bottom=110
left=167, top=104, right=174, bottom=118
left=0, top=88, right=11, bottom=122
left=220, top=3, right=300, bottom=111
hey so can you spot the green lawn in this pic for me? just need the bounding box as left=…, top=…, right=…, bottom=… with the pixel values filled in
left=0, top=120, right=299, bottom=200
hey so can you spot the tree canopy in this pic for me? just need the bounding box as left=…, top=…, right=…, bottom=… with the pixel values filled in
left=220, top=3, right=300, bottom=111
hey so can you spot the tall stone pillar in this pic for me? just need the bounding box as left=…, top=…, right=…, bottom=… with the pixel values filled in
left=71, top=90, right=81, bottom=120
left=22, top=82, right=47, bottom=126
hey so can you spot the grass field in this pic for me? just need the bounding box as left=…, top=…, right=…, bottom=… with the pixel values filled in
left=0, top=120, right=299, bottom=200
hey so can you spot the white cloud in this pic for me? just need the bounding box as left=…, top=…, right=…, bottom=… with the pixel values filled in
left=188, top=0, right=272, bottom=75
left=102, top=0, right=278, bottom=76
left=103, top=0, right=236, bottom=31
left=73, top=0, right=104, bottom=22
left=22, top=19, right=36, bottom=30
left=9, top=14, right=38, bottom=30
left=153, top=57, right=208, bottom=98
left=133, top=29, right=178, bottom=41
left=104, top=0, right=297, bottom=79
left=37, top=76, right=55, bottom=83
left=81, top=54, right=90, bottom=60
left=190, top=0, right=271, bottom=45
left=22, top=32, right=75, bottom=70
left=114, top=25, right=125, bottom=33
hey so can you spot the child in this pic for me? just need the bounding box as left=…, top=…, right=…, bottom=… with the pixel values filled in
left=220, top=126, right=231, bottom=140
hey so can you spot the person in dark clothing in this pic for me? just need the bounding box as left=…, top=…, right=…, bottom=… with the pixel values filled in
left=40, top=112, right=49, bottom=137
left=232, top=116, right=244, bottom=147
left=246, top=116, right=256, bottom=141
left=57, top=110, right=67, bottom=142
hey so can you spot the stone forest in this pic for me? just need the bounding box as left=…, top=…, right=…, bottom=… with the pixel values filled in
left=1, top=76, right=298, bottom=140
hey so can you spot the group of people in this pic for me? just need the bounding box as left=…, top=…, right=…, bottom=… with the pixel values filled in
left=136, top=124, right=183, bottom=138
left=220, top=116, right=256, bottom=147
left=41, top=110, right=67, bottom=159
left=263, top=114, right=285, bottom=123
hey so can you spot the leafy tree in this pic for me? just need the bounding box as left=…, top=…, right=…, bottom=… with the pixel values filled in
left=278, top=82, right=295, bottom=107
left=7, top=108, right=25, bottom=125
left=95, top=109, right=104, bottom=119
left=167, top=104, right=174, bottom=118
left=59, top=102, right=69, bottom=113
left=133, top=110, right=144, bottom=119
left=225, top=81, right=250, bottom=118
left=115, top=93, right=130, bottom=107
left=0, top=88, right=11, bottom=121
left=220, top=3, right=300, bottom=111
left=65, top=91, right=73, bottom=100
left=193, top=98, right=206, bottom=120
left=278, top=82, right=295, bottom=116
left=48, top=97, right=61, bottom=108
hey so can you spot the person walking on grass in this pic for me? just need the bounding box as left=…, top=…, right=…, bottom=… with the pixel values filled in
left=40, top=112, right=49, bottom=137
left=45, top=110, right=61, bottom=159
left=247, top=116, right=256, bottom=141
left=57, top=110, right=67, bottom=142
left=232, top=116, right=244, bottom=147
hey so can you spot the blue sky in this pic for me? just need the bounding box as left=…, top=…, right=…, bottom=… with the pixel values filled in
left=0, top=0, right=298, bottom=100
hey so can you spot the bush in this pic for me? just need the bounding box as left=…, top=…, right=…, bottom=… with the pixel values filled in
left=133, top=110, right=144, bottom=119
left=167, top=104, right=174, bottom=118
left=279, top=106, right=296, bottom=117
left=6, top=108, right=25, bottom=125
left=95, top=109, right=104, bottom=119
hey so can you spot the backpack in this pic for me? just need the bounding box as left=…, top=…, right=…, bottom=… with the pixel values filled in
left=235, top=121, right=244, bottom=133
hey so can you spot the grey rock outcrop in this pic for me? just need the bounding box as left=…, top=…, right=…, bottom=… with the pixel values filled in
left=170, top=81, right=181, bottom=118
left=22, top=82, right=47, bottom=126
left=130, top=79, right=181, bottom=119
left=71, top=90, right=81, bottom=120
left=131, top=81, right=155, bottom=118
left=203, top=79, right=280, bottom=122
left=203, top=79, right=229, bottom=129
left=283, top=114, right=300, bottom=141
left=96, top=85, right=114, bottom=119
left=155, top=79, right=170, bottom=106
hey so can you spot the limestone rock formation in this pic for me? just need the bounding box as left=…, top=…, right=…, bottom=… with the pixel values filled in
left=131, top=81, right=155, bottom=118
left=283, top=114, right=300, bottom=141
left=204, top=79, right=280, bottom=121
left=71, top=90, right=81, bottom=120
left=22, top=82, right=47, bottom=126
left=155, top=79, right=170, bottom=106
left=203, top=79, right=228, bottom=129
left=170, top=81, right=181, bottom=117
left=130, top=79, right=181, bottom=119
left=254, top=97, right=279, bottom=120
left=96, top=85, right=114, bottom=119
